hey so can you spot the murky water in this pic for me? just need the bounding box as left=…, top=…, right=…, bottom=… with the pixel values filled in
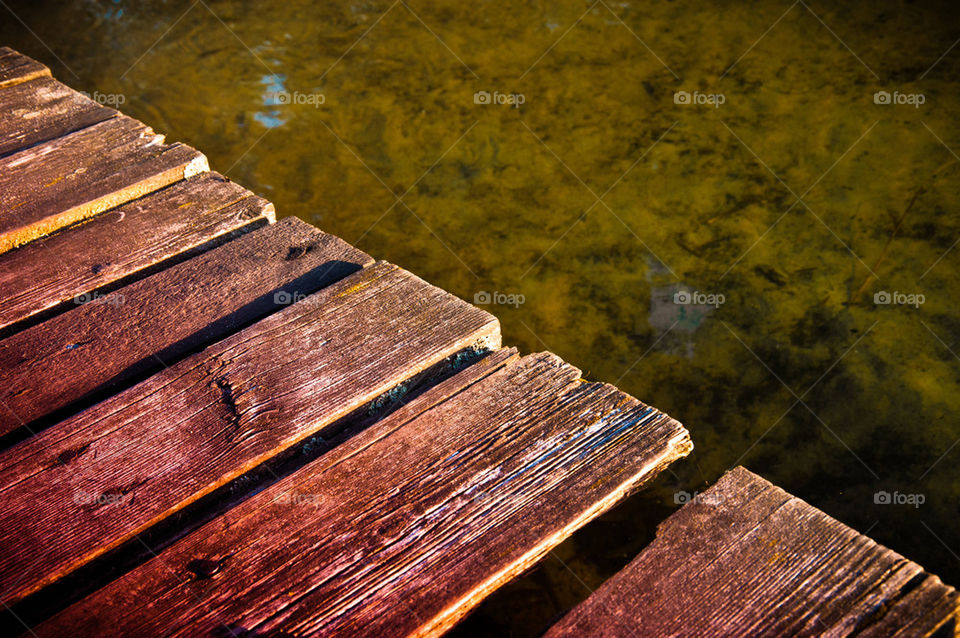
left=3, top=0, right=960, bottom=634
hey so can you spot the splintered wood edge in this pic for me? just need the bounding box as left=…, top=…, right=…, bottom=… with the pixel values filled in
left=261, top=201, right=277, bottom=224
left=416, top=423, right=693, bottom=638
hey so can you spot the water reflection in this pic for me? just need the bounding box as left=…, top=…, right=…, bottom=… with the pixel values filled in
left=256, top=72, right=288, bottom=128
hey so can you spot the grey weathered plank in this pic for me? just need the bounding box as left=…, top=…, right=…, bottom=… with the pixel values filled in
left=0, top=261, right=500, bottom=606
left=545, top=467, right=959, bottom=638
left=33, top=351, right=692, bottom=637
left=0, top=75, right=116, bottom=157
left=0, top=172, right=273, bottom=333
left=0, top=115, right=208, bottom=253
left=0, top=47, right=49, bottom=89
left=0, top=216, right=373, bottom=435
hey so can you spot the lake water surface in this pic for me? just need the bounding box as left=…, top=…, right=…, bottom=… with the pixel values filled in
left=3, top=1, right=960, bottom=634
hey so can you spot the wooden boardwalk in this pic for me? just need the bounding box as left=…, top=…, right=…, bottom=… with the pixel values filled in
left=0, top=48, right=955, bottom=637
left=546, top=468, right=959, bottom=637
left=0, top=48, right=693, bottom=635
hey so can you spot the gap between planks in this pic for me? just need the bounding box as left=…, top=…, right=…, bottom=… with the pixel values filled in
left=0, top=172, right=273, bottom=336
left=31, top=351, right=691, bottom=637
left=0, top=115, right=208, bottom=253
left=0, top=216, right=372, bottom=437
left=0, top=261, right=500, bottom=607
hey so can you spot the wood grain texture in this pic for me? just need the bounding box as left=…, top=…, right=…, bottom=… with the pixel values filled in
left=0, top=75, right=116, bottom=157
left=0, top=115, right=208, bottom=253
left=545, top=467, right=959, bottom=638
left=33, top=351, right=691, bottom=638
left=0, top=47, right=49, bottom=89
left=0, top=172, right=273, bottom=334
left=0, top=216, right=373, bottom=434
left=0, top=261, right=500, bottom=607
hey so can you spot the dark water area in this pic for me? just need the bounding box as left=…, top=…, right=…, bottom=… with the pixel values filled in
left=3, top=0, right=960, bottom=634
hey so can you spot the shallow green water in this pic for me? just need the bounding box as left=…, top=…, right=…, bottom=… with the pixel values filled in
left=4, top=0, right=960, bottom=633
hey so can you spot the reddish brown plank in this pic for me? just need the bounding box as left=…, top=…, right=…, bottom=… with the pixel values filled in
left=544, top=467, right=959, bottom=638
left=0, top=261, right=500, bottom=606
left=0, top=75, right=116, bottom=157
left=33, top=351, right=691, bottom=637
left=0, top=115, right=208, bottom=253
left=0, top=47, right=49, bottom=89
left=0, top=172, right=273, bottom=333
left=0, top=216, right=373, bottom=434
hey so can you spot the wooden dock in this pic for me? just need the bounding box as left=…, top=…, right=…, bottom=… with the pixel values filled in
left=0, top=47, right=956, bottom=637
left=547, top=468, right=959, bottom=637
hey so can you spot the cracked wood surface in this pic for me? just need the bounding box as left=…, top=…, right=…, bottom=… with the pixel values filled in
left=34, top=350, right=692, bottom=638
left=0, top=216, right=372, bottom=435
left=545, top=467, right=959, bottom=638
left=0, top=115, right=208, bottom=253
left=0, top=47, right=49, bottom=90
left=0, top=172, right=273, bottom=334
left=0, top=261, right=499, bottom=607
left=0, top=74, right=116, bottom=158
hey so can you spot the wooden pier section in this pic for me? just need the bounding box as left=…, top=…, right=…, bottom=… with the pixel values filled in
left=546, top=468, right=959, bottom=637
left=0, top=48, right=956, bottom=636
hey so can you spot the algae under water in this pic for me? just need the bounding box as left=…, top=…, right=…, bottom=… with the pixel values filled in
left=3, top=0, right=960, bottom=634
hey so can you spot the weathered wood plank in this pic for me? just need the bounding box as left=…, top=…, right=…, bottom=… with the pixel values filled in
left=544, top=467, right=959, bottom=638
left=0, top=115, right=208, bottom=253
left=0, top=261, right=500, bottom=606
left=0, top=216, right=373, bottom=435
left=0, top=172, right=273, bottom=334
left=0, top=47, right=49, bottom=89
left=33, top=351, right=691, bottom=637
left=0, top=75, right=116, bottom=157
